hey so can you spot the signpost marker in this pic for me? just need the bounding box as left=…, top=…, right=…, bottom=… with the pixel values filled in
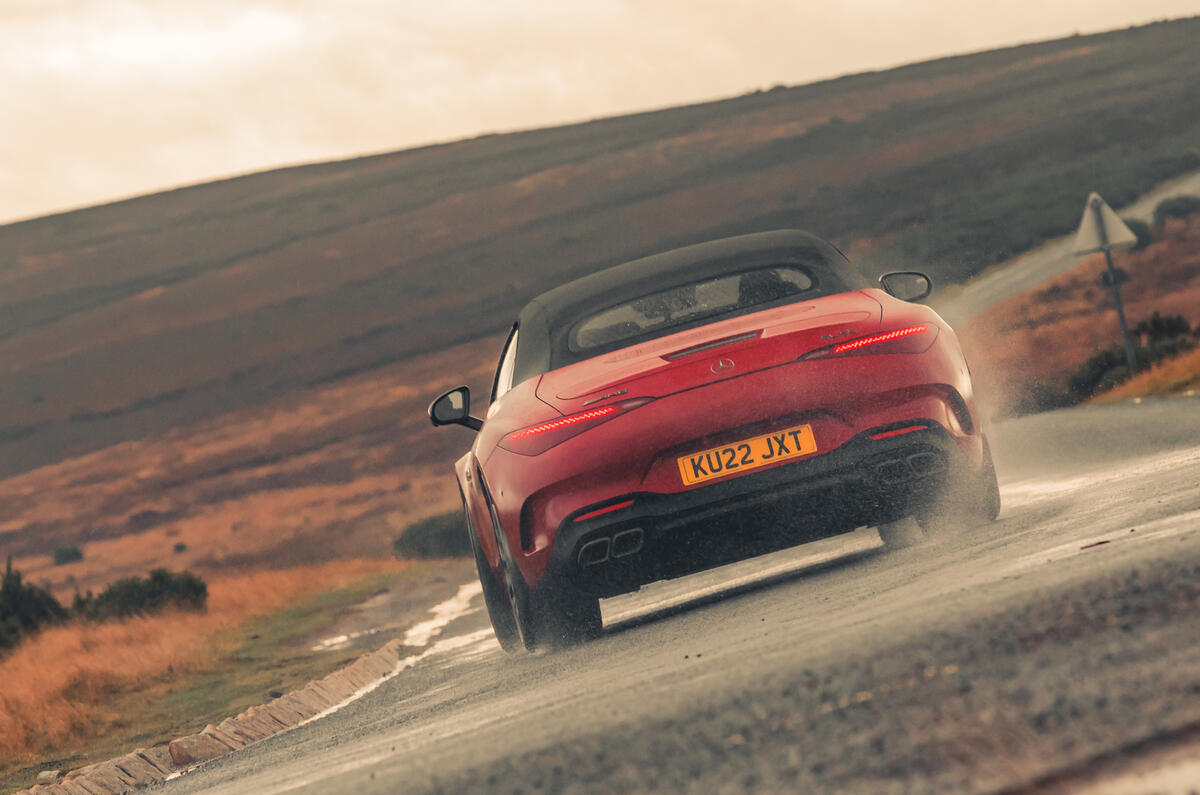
left=1072, top=192, right=1138, bottom=373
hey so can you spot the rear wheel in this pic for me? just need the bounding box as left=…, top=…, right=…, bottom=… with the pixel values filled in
left=918, top=435, right=1001, bottom=533
left=533, top=584, right=603, bottom=649
left=972, top=437, right=1001, bottom=522
left=877, top=516, right=927, bottom=548
left=502, top=554, right=603, bottom=652
left=465, top=503, right=520, bottom=652
left=488, top=501, right=602, bottom=652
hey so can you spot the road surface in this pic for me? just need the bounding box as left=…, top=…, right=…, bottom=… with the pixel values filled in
left=155, top=397, right=1200, bottom=793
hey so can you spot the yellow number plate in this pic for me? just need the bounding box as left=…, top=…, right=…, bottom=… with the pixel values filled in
left=677, top=424, right=818, bottom=486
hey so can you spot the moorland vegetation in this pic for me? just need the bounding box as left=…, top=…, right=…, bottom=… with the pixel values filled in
left=1, top=558, right=206, bottom=652
left=958, top=202, right=1200, bottom=415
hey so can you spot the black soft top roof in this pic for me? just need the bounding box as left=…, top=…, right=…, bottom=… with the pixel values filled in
left=511, top=230, right=866, bottom=385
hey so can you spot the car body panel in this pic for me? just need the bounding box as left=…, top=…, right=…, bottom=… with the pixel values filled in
left=440, top=231, right=988, bottom=605
left=468, top=296, right=977, bottom=590
left=539, top=290, right=882, bottom=408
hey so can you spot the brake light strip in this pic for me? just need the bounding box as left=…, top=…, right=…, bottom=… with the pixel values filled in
left=868, top=424, right=929, bottom=441
left=834, top=324, right=928, bottom=354
left=507, top=405, right=618, bottom=441
left=573, top=499, right=635, bottom=523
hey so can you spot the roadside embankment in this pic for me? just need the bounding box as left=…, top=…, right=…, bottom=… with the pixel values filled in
left=2, top=559, right=474, bottom=793
left=956, top=213, right=1200, bottom=417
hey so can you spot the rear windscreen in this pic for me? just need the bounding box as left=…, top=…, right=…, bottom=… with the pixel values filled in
left=569, top=266, right=815, bottom=353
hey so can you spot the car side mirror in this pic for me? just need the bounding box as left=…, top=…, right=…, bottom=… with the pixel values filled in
left=428, top=386, right=483, bottom=431
left=880, top=271, right=933, bottom=302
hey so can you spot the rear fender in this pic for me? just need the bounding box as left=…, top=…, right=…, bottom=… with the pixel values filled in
left=455, top=453, right=501, bottom=571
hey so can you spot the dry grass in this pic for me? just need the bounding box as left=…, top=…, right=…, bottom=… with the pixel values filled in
left=0, top=559, right=408, bottom=762
left=1093, top=345, right=1200, bottom=402
left=0, top=333, right=499, bottom=603
left=957, top=216, right=1200, bottom=416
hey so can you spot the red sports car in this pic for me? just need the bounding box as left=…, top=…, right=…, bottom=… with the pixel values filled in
left=429, top=230, right=999, bottom=652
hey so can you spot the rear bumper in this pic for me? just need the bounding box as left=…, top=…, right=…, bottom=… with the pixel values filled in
left=543, top=423, right=965, bottom=597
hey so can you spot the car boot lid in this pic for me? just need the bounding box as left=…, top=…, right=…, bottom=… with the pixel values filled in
left=538, top=290, right=883, bottom=411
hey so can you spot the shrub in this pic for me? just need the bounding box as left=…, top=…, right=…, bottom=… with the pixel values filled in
left=1097, top=266, right=1129, bottom=288
left=1, top=557, right=67, bottom=651
left=392, top=512, right=471, bottom=559
left=1066, top=313, right=1196, bottom=401
left=173, top=542, right=188, bottom=553
left=52, top=545, right=84, bottom=565
left=1134, top=311, right=1191, bottom=342
left=1152, top=195, right=1200, bottom=226
left=1067, top=345, right=1129, bottom=401
left=74, top=569, right=207, bottom=621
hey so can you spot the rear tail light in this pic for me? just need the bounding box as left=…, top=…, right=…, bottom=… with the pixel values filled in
left=499, top=398, right=653, bottom=456
left=573, top=499, right=634, bottom=523
left=868, top=423, right=929, bottom=441
left=802, top=324, right=937, bottom=360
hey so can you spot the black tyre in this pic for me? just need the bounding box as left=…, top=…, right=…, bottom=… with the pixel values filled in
left=487, top=498, right=602, bottom=652
left=972, top=437, right=1001, bottom=522
left=532, top=583, right=604, bottom=649
left=468, top=519, right=520, bottom=653
left=917, top=435, right=1001, bottom=533
left=501, top=553, right=602, bottom=652
left=501, top=551, right=538, bottom=652
left=877, top=516, right=927, bottom=548
left=463, top=495, right=519, bottom=652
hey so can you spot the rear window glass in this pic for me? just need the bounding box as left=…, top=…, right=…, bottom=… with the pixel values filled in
left=569, top=266, right=814, bottom=353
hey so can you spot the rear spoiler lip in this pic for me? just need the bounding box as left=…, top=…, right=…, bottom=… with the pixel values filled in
left=661, top=330, right=763, bottom=361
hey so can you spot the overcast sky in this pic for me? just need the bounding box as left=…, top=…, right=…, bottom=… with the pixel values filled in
left=2, top=0, right=1198, bottom=224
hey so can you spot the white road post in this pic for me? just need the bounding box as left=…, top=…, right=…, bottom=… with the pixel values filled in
left=1072, top=192, right=1139, bottom=374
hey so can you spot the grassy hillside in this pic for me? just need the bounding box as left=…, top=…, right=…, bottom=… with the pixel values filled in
left=958, top=213, right=1200, bottom=416
left=2, top=18, right=1200, bottom=589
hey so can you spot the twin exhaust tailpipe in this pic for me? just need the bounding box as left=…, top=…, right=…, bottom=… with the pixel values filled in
left=578, top=527, right=645, bottom=568
left=875, top=451, right=944, bottom=485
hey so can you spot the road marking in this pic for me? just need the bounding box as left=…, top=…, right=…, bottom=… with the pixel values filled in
left=402, top=581, right=482, bottom=647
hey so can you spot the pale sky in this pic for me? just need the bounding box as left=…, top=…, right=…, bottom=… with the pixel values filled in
left=2, top=0, right=1198, bottom=225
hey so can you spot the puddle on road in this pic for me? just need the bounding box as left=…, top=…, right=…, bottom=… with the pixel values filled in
left=310, top=581, right=482, bottom=652
left=402, top=581, right=482, bottom=647
left=311, top=627, right=382, bottom=652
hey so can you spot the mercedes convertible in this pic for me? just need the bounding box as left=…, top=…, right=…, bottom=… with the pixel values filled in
left=429, top=230, right=999, bottom=652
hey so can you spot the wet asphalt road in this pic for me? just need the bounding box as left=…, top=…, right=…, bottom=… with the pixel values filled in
left=157, top=398, right=1200, bottom=794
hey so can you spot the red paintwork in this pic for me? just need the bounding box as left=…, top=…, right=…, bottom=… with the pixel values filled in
left=457, top=287, right=983, bottom=591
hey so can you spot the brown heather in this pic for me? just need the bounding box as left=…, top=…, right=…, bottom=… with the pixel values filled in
left=957, top=215, right=1200, bottom=416
left=0, top=559, right=408, bottom=762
